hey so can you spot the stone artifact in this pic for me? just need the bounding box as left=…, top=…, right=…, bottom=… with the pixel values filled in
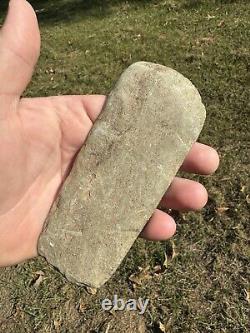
left=38, top=62, right=206, bottom=288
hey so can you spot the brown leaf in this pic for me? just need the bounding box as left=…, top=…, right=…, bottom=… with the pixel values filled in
left=164, top=240, right=177, bottom=268
left=129, top=266, right=152, bottom=286
left=217, top=206, right=230, bottom=214
left=217, top=20, right=225, bottom=27
left=156, top=318, right=172, bottom=332
left=246, top=195, right=250, bottom=204
left=165, top=318, right=172, bottom=331
left=33, top=275, right=44, bottom=288
left=244, top=289, right=250, bottom=303
left=32, top=271, right=45, bottom=288
left=86, top=286, right=97, bottom=295
left=196, top=37, right=215, bottom=46
left=53, top=319, right=61, bottom=332
left=78, top=298, right=86, bottom=313
left=158, top=321, right=166, bottom=332
left=207, top=14, right=216, bottom=20
left=153, top=265, right=163, bottom=274
left=240, top=185, right=246, bottom=193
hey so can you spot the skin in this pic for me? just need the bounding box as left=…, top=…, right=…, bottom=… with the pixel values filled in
left=0, top=0, right=219, bottom=267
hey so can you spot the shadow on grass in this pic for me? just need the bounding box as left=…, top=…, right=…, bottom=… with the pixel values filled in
left=0, top=0, right=245, bottom=25
left=0, top=0, right=152, bottom=25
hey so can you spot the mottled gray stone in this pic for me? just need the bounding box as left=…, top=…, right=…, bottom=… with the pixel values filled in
left=38, top=62, right=206, bottom=288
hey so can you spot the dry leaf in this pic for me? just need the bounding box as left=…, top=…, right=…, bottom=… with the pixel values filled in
left=246, top=195, right=250, bottom=204
left=207, top=14, right=216, bottom=20
left=165, top=318, right=172, bottom=331
left=86, top=286, right=97, bottom=295
left=240, top=185, right=246, bottom=193
left=33, top=275, right=44, bottom=288
left=153, top=265, right=163, bottom=274
left=32, top=271, right=45, bottom=288
left=158, top=321, right=166, bottom=332
left=156, top=318, right=172, bottom=332
left=78, top=298, right=86, bottom=313
left=53, top=320, right=61, bottom=332
left=129, top=266, right=152, bottom=286
left=244, top=289, right=250, bottom=303
left=180, top=212, right=187, bottom=221
left=217, top=207, right=230, bottom=214
left=217, top=20, right=225, bottom=27
left=196, top=37, right=215, bottom=46
left=163, top=241, right=177, bottom=269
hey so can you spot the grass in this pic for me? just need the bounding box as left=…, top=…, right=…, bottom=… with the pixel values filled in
left=0, top=0, right=249, bottom=332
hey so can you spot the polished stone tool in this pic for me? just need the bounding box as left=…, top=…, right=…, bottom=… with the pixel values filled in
left=38, top=62, right=206, bottom=288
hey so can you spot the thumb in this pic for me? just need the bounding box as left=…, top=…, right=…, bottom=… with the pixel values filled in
left=0, top=0, right=40, bottom=96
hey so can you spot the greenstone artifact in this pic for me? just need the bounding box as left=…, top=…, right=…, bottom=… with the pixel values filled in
left=38, top=62, right=206, bottom=288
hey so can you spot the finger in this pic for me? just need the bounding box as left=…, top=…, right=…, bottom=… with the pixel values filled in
left=180, top=142, right=219, bottom=175
left=160, top=177, right=208, bottom=211
left=79, top=95, right=107, bottom=122
left=0, top=0, right=40, bottom=97
left=140, top=209, right=176, bottom=241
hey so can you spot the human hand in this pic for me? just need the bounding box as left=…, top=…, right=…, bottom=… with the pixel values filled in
left=0, top=0, right=219, bottom=267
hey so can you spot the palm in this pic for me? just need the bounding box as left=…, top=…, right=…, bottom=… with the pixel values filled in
left=0, top=1, right=219, bottom=267
left=0, top=94, right=105, bottom=265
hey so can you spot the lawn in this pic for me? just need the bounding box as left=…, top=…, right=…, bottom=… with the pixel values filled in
left=0, top=0, right=249, bottom=332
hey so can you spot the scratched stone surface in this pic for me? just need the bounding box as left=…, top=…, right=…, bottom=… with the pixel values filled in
left=38, top=62, right=206, bottom=288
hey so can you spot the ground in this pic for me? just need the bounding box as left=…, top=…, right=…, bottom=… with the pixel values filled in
left=0, top=0, right=249, bottom=332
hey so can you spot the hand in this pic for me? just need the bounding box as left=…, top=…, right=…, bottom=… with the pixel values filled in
left=0, top=0, right=219, bottom=267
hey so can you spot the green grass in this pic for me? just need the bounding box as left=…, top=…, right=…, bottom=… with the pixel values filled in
left=0, top=0, right=249, bottom=332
